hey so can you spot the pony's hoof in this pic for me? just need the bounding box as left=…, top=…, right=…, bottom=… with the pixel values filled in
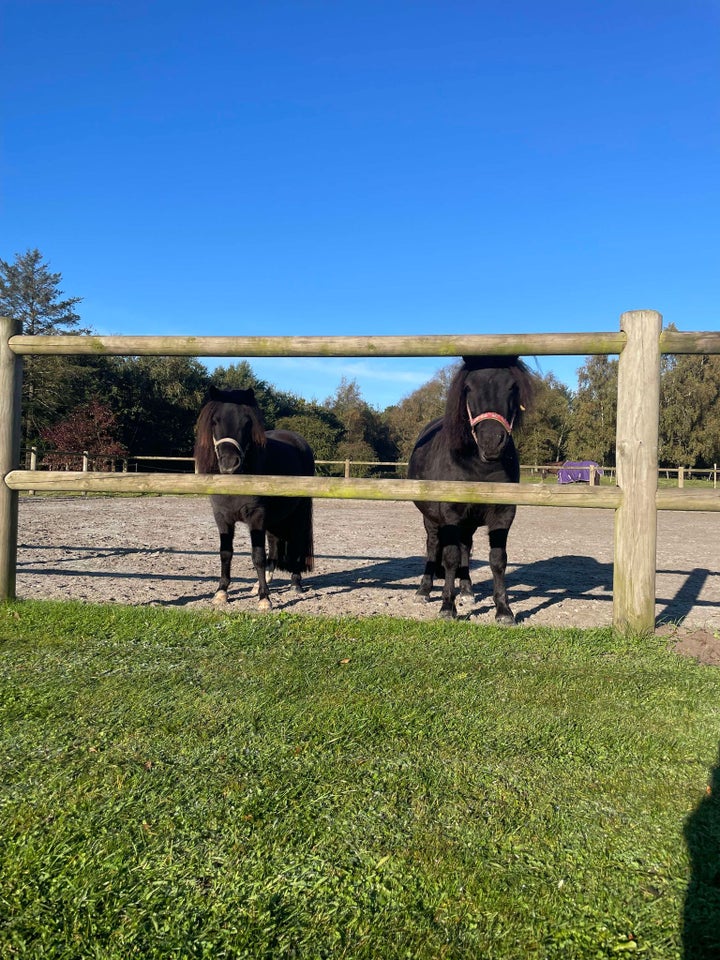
left=212, top=590, right=228, bottom=606
left=439, top=607, right=457, bottom=620
left=258, top=597, right=272, bottom=612
left=414, top=590, right=431, bottom=604
left=495, top=612, right=516, bottom=626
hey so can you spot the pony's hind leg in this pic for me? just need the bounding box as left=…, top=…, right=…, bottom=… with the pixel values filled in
left=488, top=528, right=515, bottom=624
left=249, top=528, right=272, bottom=611
left=266, top=533, right=278, bottom=582
left=456, top=531, right=474, bottom=602
left=415, top=518, right=440, bottom=602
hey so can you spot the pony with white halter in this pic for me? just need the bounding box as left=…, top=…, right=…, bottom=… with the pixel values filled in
left=194, top=386, right=315, bottom=610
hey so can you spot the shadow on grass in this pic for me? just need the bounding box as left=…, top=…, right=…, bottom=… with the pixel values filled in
left=683, top=746, right=720, bottom=959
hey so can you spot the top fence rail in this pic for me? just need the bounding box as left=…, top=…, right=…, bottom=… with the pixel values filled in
left=8, top=330, right=720, bottom=358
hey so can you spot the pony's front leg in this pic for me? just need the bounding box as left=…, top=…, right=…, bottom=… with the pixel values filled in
left=439, top=527, right=461, bottom=619
left=250, top=533, right=276, bottom=596
left=249, top=528, right=272, bottom=611
left=213, top=527, right=235, bottom=605
left=415, top=518, right=439, bottom=602
left=488, top=528, right=515, bottom=624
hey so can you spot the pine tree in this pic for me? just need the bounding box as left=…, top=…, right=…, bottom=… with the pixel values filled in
left=0, top=249, right=89, bottom=452
left=0, top=248, right=84, bottom=335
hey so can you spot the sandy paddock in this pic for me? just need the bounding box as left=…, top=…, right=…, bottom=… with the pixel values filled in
left=14, top=495, right=720, bottom=664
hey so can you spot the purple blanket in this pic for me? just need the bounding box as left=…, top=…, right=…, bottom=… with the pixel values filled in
left=557, top=460, right=603, bottom=484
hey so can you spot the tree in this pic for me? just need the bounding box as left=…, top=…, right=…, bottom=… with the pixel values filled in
left=104, top=356, right=210, bottom=455
left=0, top=248, right=84, bottom=335
left=324, top=377, right=398, bottom=474
left=0, top=249, right=89, bottom=450
left=209, top=361, right=301, bottom=426
left=566, top=356, right=618, bottom=465
left=517, top=373, right=572, bottom=466
left=660, top=352, right=720, bottom=468
left=275, top=412, right=344, bottom=465
left=384, top=365, right=455, bottom=461
left=40, top=399, right=127, bottom=470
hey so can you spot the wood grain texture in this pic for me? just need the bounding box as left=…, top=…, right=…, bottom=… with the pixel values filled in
left=613, top=310, right=663, bottom=633
left=5, top=470, right=624, bottom=508
left=8, top=332, right=627, bottom=357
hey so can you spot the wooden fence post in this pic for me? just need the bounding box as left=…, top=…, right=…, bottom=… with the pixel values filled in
left=0, top=316, right=23, bottom=600
left=613, top=310, right=662, bottom=633
left=29, top=445, right=36, bottom=496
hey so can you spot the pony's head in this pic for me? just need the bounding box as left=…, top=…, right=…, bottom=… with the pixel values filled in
left=194, top=385, right=267, bottom=475
left=444, top=356, right=535, bottom=462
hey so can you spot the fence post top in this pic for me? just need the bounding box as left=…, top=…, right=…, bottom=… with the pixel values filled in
left=619, top=310, right=663, bottom=333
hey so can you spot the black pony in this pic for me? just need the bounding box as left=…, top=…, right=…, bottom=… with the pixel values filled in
left=194, top=386, right=314, bottom=609
left=408, top=356, right=534, bottom=622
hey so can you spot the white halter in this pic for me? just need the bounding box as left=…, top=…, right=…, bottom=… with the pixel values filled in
left=213, top=436, right=242, bottom=452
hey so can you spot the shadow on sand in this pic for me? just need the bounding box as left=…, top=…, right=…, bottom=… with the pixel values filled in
left=16, top=543, right=718, bottom=626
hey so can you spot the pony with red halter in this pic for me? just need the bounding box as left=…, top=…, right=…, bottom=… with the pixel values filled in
left=408, top=355, right=535, bottom=621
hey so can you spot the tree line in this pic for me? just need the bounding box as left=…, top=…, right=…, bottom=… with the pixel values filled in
left=2, top=249, right=719, bottom=474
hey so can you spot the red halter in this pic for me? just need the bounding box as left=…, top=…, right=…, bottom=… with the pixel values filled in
left=466, top=402, right=515, bottom=435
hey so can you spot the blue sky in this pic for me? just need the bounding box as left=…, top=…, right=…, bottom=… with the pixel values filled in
left=3, top=0, right=718, bottom=409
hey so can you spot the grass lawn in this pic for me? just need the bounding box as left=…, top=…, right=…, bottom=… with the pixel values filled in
left=1, top=601, right=719, bottom=958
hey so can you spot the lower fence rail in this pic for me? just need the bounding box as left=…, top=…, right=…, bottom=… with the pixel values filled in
left=5, top=468, right=720, bottom=511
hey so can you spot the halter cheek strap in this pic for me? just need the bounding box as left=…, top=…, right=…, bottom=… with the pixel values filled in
left=466, top=402, right=515, bottom=434
left=213, top=436, right=242, bottom=453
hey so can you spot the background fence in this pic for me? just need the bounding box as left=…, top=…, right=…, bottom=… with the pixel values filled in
left=18, top=448, right=720, bottom=487
left=2, top=310, right=719, bottom=633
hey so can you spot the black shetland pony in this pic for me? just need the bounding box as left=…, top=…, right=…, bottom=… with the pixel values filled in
left=408, top=356, right=534, bottom=622
left=194, top=386, right=314, bottom=610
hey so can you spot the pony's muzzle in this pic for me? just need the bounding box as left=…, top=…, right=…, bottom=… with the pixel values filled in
left=213, top=437, right=244, bottom=474
left=473, top=423, right=510, bottom=462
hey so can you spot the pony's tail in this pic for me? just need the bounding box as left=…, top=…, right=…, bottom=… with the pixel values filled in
left=276, top=499, right=314, bottom=573
left=303, top=499, right=314, bottom=572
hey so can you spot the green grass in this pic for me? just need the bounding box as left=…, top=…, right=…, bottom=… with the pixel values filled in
left=1, top=602, right=719, bottom=959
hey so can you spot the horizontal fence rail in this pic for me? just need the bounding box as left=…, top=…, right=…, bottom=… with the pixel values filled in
left=9, top=332, right=629, bottom=357
left=6, top=470, right=720, bottom=513
left=4, top=470, right=624, bottom=507
left=2, top=311, right=719, bottom=633
left=8, top=329, right=720, bottom=358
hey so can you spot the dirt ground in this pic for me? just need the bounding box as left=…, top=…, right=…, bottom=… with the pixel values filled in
left=14, top=495, right=720, bottom=666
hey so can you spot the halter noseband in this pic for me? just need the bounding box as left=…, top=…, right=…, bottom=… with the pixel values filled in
left=466, top=402, right=515, bottom=435
left=213, top=436, right=242, bottom=453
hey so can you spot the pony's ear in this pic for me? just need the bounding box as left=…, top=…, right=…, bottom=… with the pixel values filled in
left=209, top=385, right=222, bottom=401
left=245, top=387, right=255, bottom=401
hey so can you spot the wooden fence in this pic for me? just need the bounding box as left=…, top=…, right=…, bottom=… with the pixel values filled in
left=20, top=449, right=719, bottom=487
left=1, top=311, right=719, bottom=633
